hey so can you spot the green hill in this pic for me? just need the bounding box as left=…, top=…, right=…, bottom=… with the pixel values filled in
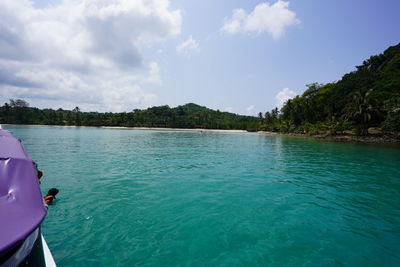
left=261, top=43, right=400, bottom=135
left=0, top=101, right=259, bottom=130
left=2, top=44, right=399, bottom=134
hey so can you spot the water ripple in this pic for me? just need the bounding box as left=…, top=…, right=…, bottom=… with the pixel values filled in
left=4, top=126, right=400, bottom=266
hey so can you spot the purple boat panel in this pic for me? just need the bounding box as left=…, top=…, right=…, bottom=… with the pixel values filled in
left=0, top=135, right=31, bottom=160
left=0, top=129, right=47, bottom=252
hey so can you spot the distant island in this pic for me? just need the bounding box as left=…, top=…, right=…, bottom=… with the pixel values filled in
left=0, top=102, right=260, bottom=131
left=1, top=44, right=399, bottom=137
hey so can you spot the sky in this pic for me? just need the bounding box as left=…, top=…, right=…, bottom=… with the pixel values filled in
left=0, top=0, right=399, bottom=115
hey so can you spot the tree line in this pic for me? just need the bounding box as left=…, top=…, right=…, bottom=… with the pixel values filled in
left=259, top=43, right=400, bottom=135
left=0, top=102, right=259, bottom=131
left=1, top=44, right=399, bottom=135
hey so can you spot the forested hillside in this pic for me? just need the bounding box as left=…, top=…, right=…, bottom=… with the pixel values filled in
left=2, top=44, right=399, bottom=134
left=0, top=102, right=259, bottom=130
left=260, top=43, right=400, bottom=135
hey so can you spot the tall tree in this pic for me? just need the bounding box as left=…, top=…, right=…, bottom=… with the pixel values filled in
left=344, top=89, right=375, bottom=135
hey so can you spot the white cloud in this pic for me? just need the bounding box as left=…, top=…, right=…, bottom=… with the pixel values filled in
left=176, top=36, right=199, bottom=55
left=0, top=64, right=158, bottom=112
left=275, top=87, right=296, bottom=108
left=222, top=1, right=300, bottom=39
left=101, top=84, right=157, bottom=113
left=223, top=107, right=234, bottom=113
left=0, top=0, right=181, bottom=111
left=145, top=62, right=162, bottom=85
left=245, top=105, right=256, bottom=115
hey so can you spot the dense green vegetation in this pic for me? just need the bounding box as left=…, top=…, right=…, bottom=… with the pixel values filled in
left=1, top=44, right=399, bottom=134
left=260, top=43, right=400, bottom=135
left=0, top=102, right=259, bottom=130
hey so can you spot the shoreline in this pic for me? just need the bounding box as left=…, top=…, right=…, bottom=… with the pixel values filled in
left=1, top=124, right=248, bottom=133
left=3, top=124, right=399, bottom=144
left=258, top=131, right=400, bottom=145
left=102, top=126, right=248, bottom=133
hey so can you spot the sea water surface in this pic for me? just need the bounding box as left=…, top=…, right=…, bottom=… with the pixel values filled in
left=4, top=125, right=400, bottom=266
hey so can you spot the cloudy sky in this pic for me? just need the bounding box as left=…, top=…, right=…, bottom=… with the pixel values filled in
left=0, top=0, right=399, bottom=114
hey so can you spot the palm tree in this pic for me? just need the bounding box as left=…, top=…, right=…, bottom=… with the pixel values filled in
left=344, top=89, right=375, bottom=135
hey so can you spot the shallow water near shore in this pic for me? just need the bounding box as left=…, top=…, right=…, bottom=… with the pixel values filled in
left=5, top=125, right=400, bottom=266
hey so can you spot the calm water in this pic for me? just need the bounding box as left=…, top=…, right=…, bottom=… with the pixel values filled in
left=4, top=125, right=400, bottom=266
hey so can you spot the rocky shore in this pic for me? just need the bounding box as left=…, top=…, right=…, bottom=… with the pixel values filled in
left=260, top=131, right=400, bottom=145
left=314, top=134, right=400, bottom=144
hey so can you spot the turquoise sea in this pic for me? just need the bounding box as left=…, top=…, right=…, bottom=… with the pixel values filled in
left=4, top=125, right=400, bottom=266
